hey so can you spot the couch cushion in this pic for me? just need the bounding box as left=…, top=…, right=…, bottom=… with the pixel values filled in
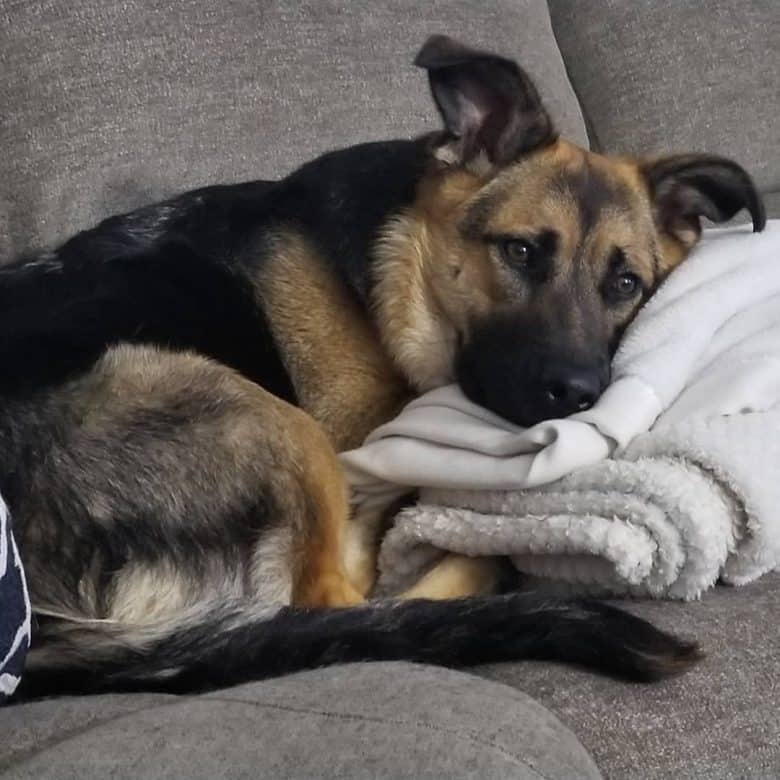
left=549, top=0, right=779, bottom=197
left=0, top=662, right=602, bottom=780
left=0, top=0, right=587, bottom=260
left=476, top=572, right=780, bottom=780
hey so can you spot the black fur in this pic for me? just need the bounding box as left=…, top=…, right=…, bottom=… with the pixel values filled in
left=17, top=593, right=700, bottom=699
left=642, top=154, right=766, bottom=237
left=416, top=35, right=556, bottom=165
left=557, top=165, right=629, bottom=233
left=0, top=139, right=431, bottom=397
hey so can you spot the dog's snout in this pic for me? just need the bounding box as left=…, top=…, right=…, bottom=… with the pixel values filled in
left=455, top=319, right=611, bottom=427
left=457, top=330, right=609, bottom=426
left=539, top=363, right=606, bottom=418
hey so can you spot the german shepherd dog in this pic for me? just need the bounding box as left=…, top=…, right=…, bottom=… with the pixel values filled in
left=3, top=36, right=764, bottom=697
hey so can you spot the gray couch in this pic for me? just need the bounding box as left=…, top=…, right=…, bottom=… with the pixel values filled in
left=1, top=2, right=778, bottom=778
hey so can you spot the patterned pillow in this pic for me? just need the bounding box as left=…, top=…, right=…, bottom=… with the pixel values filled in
left=0, top=495, right=30, bottom=702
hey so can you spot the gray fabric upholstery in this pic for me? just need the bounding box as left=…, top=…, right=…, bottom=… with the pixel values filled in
left=761, top=190, right=780, bottom=220
left=0, top=0, right=586, bottom=260
left=3, top=585, right=777, bottom=779
left=0, top=663, right=602, bottom=780
left=477, top=572, right=780, bottom=780
left=549, top=0, right=779, bottom=199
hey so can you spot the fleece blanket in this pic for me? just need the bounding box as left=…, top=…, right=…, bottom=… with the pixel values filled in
left=341, top=221, right=780, bottom=599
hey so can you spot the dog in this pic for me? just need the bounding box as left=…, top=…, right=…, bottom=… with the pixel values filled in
left=1, top=35, right=764, bottom=697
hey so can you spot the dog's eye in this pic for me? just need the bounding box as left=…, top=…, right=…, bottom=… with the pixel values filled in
left=611, top=272, right=642, bottom=298
left=500, top=238, right=534, bottom=266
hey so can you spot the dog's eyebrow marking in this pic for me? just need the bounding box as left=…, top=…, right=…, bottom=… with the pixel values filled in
left=557, top=164, right=628, bottom=233
left=460, top=188, right=508, bottom=239
left=607, top=246, right=629, bottom=273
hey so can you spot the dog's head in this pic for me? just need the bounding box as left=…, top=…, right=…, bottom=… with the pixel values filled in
left=375, top=35, right=765, bottom=427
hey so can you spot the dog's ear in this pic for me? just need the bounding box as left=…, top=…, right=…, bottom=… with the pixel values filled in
left=415, top=35, right=555, bottom=168
left=641, top=154, right=766, bottom=248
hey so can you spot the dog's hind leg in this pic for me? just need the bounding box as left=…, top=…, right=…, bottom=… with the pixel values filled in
left=281, top=405, right=365, bottom=608
left=7, top=344, right=363, bottom=656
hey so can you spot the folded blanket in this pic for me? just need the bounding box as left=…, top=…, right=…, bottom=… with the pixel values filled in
left=0, top=494, right=30, bottom=702
left=341, top=221, right=780, bottom=599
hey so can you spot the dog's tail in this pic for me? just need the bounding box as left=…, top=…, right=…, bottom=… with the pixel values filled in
left=18, top=593, right=700, bottom=698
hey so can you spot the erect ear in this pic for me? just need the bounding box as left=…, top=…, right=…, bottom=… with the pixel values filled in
left=641, top=154, right=766, bottom=248
left=414, top=35, right=555, bottom=168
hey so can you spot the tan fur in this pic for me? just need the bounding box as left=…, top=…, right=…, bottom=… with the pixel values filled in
left=257, top=231, right=411, bottom=451
left=108, top=560, right=244, bottom=623
left=34, top=344, right=366, bottom=617
left=656, top=231, right=696, bottom=274
left=341, top=504, right=392, bottom=597
left=373, top=169, right=498, bottom=390
left=400, top=555, right=503, bottom=600
left=372, top=139, right=692, bottom=396
left=287, top=407, right=365, bottom=607
left=249, top=525, right=294, bottom=605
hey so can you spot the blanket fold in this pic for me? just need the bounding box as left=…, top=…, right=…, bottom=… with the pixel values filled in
left=341, top=222, right=780, bottom=600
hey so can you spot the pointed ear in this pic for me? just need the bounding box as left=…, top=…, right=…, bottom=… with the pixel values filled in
left=641, top=154, right=766, bottom=248
left=414, top=35, right=555, bottom=168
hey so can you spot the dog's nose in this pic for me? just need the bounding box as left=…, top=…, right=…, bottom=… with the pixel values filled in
left=537, top=363, right=606, bottom=419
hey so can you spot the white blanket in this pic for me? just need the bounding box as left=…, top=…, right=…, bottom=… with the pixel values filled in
left=341, top=221, right=780, bottom=599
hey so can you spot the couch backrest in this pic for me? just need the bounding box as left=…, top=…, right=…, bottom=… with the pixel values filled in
left=549, top=0, right=779, bottom=201
left=2, top=1, right=776, bottom=260
left=0, top=0, right=586, bottom=259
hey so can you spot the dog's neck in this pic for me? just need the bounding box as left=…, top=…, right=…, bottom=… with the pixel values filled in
left=370, top=167, right=487, bottom=393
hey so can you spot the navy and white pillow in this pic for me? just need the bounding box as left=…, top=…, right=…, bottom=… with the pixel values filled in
left=0, top=494, right=30, bottom=703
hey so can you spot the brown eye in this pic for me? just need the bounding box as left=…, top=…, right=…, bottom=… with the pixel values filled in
left=500, top=238, right=534, bottom=266
left=612, top=272, right=641, bottom=298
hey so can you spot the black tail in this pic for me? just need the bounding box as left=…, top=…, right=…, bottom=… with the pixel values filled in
left=18, top=594, right=701, bottom=698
